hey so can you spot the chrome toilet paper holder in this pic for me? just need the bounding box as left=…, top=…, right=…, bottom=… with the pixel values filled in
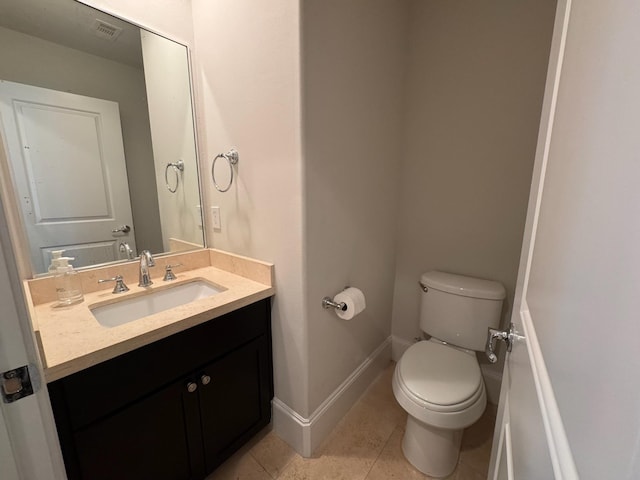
left=322, top=286, right=351, bottom=311
left=322, top=297, right=347, bottom=311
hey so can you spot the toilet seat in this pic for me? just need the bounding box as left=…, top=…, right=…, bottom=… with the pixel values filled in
left=393, top=341, right=486, bottom=430
left=398, top=341, right=483, bottom=410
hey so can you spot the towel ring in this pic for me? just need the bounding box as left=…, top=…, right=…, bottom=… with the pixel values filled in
left=212, top=149, right=239, bottom=193
left=165, top=159, right=184, bottom=193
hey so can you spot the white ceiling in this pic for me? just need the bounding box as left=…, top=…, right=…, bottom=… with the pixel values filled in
left=0, top=0, right=143, bottom=68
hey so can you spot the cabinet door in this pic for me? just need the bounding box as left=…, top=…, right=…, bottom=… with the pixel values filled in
left=72, top=378, right=204, bottom=480
left=199, top=337, right=272, bottom=473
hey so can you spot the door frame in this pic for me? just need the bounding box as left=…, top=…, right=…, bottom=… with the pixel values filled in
left=0, top=406, right=20, bottom=480
left=488, top=0, right=578, bottom=478
left=0, top=164, right=66, bottom=478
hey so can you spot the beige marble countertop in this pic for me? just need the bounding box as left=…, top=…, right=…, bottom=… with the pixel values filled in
left=27, top=249, right=274, bottom=382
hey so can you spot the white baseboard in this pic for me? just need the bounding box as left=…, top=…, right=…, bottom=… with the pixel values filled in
left=272, top=336, right=392, bottom=457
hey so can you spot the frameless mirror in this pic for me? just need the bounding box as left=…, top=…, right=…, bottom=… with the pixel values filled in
left=0, top=0, right=204, bottom=275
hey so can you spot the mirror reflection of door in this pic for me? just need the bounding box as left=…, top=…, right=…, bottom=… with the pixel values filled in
left=0, top=79, right=137, bottom=273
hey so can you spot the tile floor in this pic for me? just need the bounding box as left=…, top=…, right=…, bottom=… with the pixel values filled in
left=207, top=362, right=496, bottom=480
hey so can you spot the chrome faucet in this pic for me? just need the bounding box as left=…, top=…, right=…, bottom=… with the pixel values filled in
left=138, top=250, right=155, bottom=287
left=119, top=241, right=134, bottom=260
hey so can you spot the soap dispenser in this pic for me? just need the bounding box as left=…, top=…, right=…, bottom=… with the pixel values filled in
left=48, top=250, right=64, bottom=276
left=52, top=256, right=84, bottom=306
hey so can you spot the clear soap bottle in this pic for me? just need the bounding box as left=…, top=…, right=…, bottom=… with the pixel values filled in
left=53, top=256, right=84, bottom=306
left=48, top=250, right=64, bottom=276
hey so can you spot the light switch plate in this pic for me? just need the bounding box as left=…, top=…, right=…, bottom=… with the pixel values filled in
left=211, top=206, right=221, bottom=230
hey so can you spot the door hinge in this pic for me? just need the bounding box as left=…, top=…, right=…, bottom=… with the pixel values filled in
left=2, top=366, right=34, bottom=403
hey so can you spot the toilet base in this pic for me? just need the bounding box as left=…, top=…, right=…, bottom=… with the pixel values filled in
left=401, top=415, right=462, bottom=478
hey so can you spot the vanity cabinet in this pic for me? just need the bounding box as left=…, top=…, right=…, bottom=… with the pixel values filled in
left=47, top=298, right=273, bottom=480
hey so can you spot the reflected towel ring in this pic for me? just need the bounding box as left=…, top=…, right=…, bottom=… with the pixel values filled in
left=212, top=149, right=239, bottom=193
left=165, top=159, right=184, bottom=193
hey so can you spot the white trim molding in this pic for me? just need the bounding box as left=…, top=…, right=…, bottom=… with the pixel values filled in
left=272, top=336, right=391, bottom=456
left=521, top=303, right=578, bottom=479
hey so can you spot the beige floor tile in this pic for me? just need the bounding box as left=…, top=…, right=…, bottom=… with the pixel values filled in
left=250, top=430, right=297, bottom=478
left=205, top=447, right=271, bottom=480
left=453, top=462, right=486, bottom=480
left=322, top=399, right=397, bottom=460
left=360, top=362, right=407, bottom=427
left=365, top=425, right=432, bottom=480
left=277, top=452, right=372, bottom=480
left=278, top=396, right=398, bottom=480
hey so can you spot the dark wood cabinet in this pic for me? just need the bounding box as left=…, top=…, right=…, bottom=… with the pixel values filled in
left=48, top=299, right=273, bottom=480
left=72, top=379, right=197, bottom=480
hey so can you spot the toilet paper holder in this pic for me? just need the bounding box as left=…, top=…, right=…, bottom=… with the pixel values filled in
left=322, top=297, right=347, bottom=311
left=322, top=286, right=351, bottom=311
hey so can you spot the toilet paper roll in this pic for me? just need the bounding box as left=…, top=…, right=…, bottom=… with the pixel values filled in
left=333, top=287, right=366, bottom=320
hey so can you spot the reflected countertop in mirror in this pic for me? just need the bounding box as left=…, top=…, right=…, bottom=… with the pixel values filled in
left=0, top=0, right=204, bottom=276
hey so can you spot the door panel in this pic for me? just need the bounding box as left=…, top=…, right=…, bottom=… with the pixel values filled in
left=490, top=0, right=577, bottom=478
left=524, top=0, right=640, bottom=475
left=17, top=104, right=111, bottom=221
left=490, top=0, right=640, bottom=476
left=501, top=314, right=554, bottom=479
left=0, top=80, right=137, bottom=273
left=494, top=402, right=512, bottom=480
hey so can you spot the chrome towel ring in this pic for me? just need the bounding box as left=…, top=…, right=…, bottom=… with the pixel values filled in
left=165, top=159, right=184, bottom=193
left=212, top=149, right=239, bottom=193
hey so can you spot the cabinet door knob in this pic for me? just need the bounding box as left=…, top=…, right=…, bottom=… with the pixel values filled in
left=187, top=382, right=198, bottom=393
left=201, top=374, right=211, bottom=386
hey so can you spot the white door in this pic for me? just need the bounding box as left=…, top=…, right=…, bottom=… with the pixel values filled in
left=0, top=194, right=66, bottom=479
left=490, top=0, right=640, bottom=478
left=0, top=80, right=137, bottom=273
left=0, top=409, right=20, bottom=480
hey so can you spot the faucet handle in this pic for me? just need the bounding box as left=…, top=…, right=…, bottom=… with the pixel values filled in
left=98, top=275, right=129, bottom=294
left=163, top=264, right=183, bottom=281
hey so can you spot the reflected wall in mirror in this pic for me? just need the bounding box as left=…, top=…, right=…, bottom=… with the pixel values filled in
left=0, top=0, right=204, bottom=275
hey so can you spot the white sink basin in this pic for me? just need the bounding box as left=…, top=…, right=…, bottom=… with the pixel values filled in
left=91, top=280, right=223, bottom=328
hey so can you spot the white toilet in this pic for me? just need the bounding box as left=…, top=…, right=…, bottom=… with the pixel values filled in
left=393, top=271, right=505, bottom=478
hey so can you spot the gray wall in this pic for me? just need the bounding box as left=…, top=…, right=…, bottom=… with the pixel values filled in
left=191, top=0, right=307, bottom=414
left=302, top=0, right=408, bottom=415
left=193, top=0, right=556, bottom=419
left=391, top=0, right=556, bottom=373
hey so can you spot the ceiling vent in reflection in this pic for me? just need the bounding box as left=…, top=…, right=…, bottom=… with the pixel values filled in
left=92, top=19, right=122, bottom=41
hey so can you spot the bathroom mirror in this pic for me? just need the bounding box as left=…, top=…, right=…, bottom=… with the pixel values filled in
left=0, top=0, right=204, bottom=275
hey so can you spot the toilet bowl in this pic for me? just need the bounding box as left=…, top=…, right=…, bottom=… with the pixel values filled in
left=393, top=340, right=486, bottom=477
left=393, top=271, right=505, bottom=477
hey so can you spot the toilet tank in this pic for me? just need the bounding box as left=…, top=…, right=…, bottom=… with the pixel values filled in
left=420, top=271, right=506, bottom=351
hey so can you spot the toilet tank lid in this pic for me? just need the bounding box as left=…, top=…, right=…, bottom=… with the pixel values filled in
left=421, top=271, right=506, bottom=300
